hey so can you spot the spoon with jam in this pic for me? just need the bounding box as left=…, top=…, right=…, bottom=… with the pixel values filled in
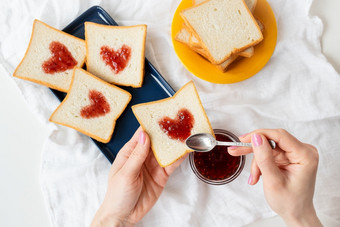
left=186, top=133, right=276, bottom=152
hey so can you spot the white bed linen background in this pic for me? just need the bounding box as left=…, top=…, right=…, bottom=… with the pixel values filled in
left=1, top=0, right=340, bottom=226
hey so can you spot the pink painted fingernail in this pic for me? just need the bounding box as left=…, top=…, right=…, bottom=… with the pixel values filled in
left=248, top=174, right=253, bottom=185
left=252, top=133, right=262, bottom=147
left=139, top=131, right=145, bottom=145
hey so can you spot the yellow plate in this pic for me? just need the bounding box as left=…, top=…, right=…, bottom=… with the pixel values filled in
left=171, top=0, right=278, bottom=84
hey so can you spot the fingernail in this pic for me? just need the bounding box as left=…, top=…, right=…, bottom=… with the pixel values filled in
left=228, top=146, right=237, bottom=150
left=139, top=131, right=145, bottom=145
left=239, top=133, right=249, bottom=138
left=252, top=133, right=263, bottom=147
left=248, top=174, right=253, bottom=185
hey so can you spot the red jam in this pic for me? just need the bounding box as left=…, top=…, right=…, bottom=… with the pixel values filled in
left=100, top=44, right=131, bottom=74
left=80, top=90, right=110, bottom=119
left=42, top=41, right=77, bottom=74
left=194, top=133, right=241, bottom=181
left=158, top=108, right=194, bottom=142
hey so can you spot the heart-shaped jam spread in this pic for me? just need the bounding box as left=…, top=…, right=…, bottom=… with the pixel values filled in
left=42, top=41, right=77, bottom=74
left=80, top=90, right=110, bottom=119
left=100, top=44, right=131, bottom=74
left=158, top=108, right=194, bottom=142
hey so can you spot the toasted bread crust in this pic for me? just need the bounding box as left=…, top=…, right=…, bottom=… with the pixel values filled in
left=13, top=19, right=86, bottom=92
left=49, top=67, right=132, bottom=143
left=132, top=81, right=214, bottom=167
left=85, top=22, right=147, bottom=88
left=180, top=0, right=263, bottom=65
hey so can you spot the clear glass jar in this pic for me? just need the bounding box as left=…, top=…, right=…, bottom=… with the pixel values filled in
left=189, top=129, right=246, bottom=185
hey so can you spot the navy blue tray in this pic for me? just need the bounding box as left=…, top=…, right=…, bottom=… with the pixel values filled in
left=51, top=6, right=175, bottom=163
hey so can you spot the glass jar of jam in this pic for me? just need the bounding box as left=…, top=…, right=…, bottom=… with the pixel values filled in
left=189, top=129, right=246, bottom=185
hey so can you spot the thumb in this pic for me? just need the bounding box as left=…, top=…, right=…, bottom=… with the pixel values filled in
left=251, top=133, right=283, bottom=184
left=122, top=130, right=150, bottom=179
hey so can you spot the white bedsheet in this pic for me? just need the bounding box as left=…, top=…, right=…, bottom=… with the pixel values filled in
left=1, top=0, right=340, bottom=226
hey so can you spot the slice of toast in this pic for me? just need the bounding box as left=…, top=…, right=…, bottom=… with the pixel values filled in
left=237, top=47, right=254, bottom=58
left=181, top=0, right=263, bottom=64
left=194, top=0, right=257, bottom=12
left=132, top=81, right=214, bottom=167
left=216, top=55, right=239, bottom=72
left=175, top=28, right=239, bottom=71
left=187, top=23, right=255, bottom=58
left=186, top=0, right=258, bottom=58
left=50, top=68, right=131, bottom=143
left=176, top=0, right=259, bottom=71
left=189, top=17, right=265, bottom=59
left=13, top=20, right=86, bottom=92
left=176, top=25, right=254, bottom=59
left=85, top=22, right=147, bottom=88
left=175, top=27, right=191, bottom=44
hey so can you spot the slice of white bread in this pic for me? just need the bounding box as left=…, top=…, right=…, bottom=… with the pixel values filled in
left=175, top=27, right=191, bottom=44
left=178, top=0, right=260, bottom=71
left=181, top=0, right=263, bottom=64
left=174, top=26, right=241, bottom=71
left=188, top=24, right=261, bottom=59
left=186, top=0, right=257, bottom=57
left=175, top=28, right=239, bottom=71
left=176, top=26, right=254, bottom=58
left=237, top=46, right=254, bottom=58
left=188, top=29, right=201, bottom=48
left=194, top=0, right=257, bottom=12
left=85, top=22, right=147, bottom=88
left=237, top=19, right=264, bottom=58
left=174, top=28, right=211, bottom=59
left=175, top=26, right=208, bottom=55
left=50, top=68, right=132, bottom=143
left=177, top=0, right=258, bottom=62
left=188, top=24, right=255, bottom=59
left=13, top=19, right=86, bottom=92
left=216, top=55, right=239, bottom=72
left=132, top=81, right=214, bottom=167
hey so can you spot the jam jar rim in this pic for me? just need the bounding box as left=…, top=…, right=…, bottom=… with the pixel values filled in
left=189, top=129, right=246, bottom=185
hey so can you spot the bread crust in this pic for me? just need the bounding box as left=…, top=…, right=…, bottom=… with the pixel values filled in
left=132, top=81, right=214, bottom=167
left=49, top=67, right=132, bottom=143
left=237, top=47, right=254, bottom=58
left=85, top=22, right=147, bottom=88
left=175, top=26, right=244, bottom=70
left=216, top=55, right=239, bottom=72
left=180, top=0, right=263, bottom=65
left=247, top=0, right=257, bottom=12
left=13, top=19, right=86, bottom=92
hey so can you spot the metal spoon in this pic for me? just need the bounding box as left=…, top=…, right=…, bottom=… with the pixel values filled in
left=185, top=133, right=276, bottom=152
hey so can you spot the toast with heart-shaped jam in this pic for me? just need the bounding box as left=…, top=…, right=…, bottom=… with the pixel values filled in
left=85, top=22, right=147, bottom=88
left=13, top=20, right=86, bottom=92
left=50, top=68, right=131, bottom=143
left=132, top=81, right=214, bottom=167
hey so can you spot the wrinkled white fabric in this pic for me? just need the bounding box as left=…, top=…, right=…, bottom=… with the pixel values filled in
left=1, top=0, right=340, bottom=226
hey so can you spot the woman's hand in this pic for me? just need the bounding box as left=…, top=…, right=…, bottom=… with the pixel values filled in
left=91, top=127, right=186, bottom=227
left=229, top=129, right=322, bottom=227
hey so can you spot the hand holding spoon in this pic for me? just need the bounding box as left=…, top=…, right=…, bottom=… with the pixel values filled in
left=185, top=133, right=276, bottom=152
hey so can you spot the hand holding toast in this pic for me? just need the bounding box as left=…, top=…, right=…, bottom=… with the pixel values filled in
left=91, top=127, right=186, bottom=227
